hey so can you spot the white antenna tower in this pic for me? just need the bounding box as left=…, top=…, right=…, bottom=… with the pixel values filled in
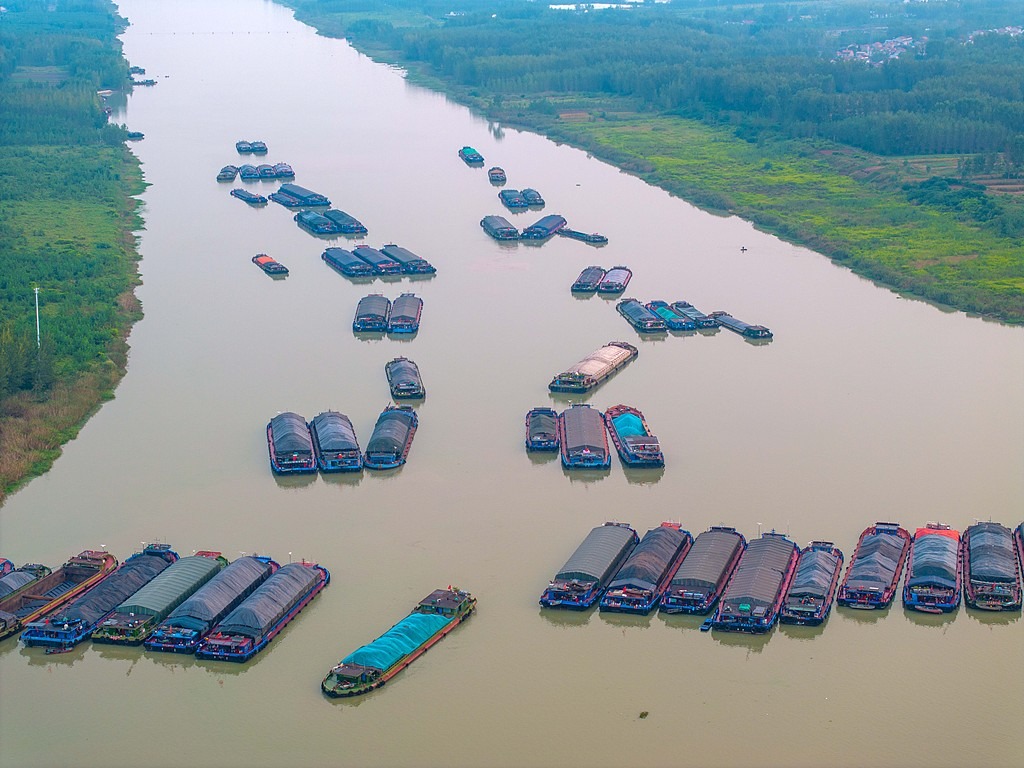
left=34, top=287, right=40, bottom=349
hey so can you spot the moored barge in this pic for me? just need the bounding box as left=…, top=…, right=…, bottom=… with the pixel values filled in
left=388, top=293, right=423, bottom=333
left=488, top=166, right=506, bottom=183
left=364, top=405, right=418, bottom=470
left=386, top=357, right=425, bottom=399
left=239, top=164, right=260, bottom=180
left=249, top=140, right=268, bottom=153
left=272, top=183, right=330, bottom=207
left=272, top=162, right=294, bottom=178
left=600, top=523, right=692, bottom=614
left=323, top=209, right=368, bottom=235
left=22, top=544, right=178, bottom=650
left=521, top=214, right=567, bottom=240
left=257, top=163, right=276, bottom=179
left=195, top=561, right=330, bottom=662
left=252, top=254, right=288, bottom=276
left=525, top=407, right=559, bottom=452
left=145, top=556, right=278, bottom=653
left=322, top=247, right=374, bottom=278
left=91, top=552, right=228, bottom=645
left=231, top=188, right=267, bottom=205
left=322, top=587, right=476, bottom=698
left=0, top=564, right=50, bottom=603
left=352, top=294, right=391, bottom=332
left=603, top=404, right=664, bottom=468
left=295, top=210, right=338, bottom=235
left=671, top=301, right=719, bottom=328
left=540, top=522, right=639, bottom=609
left=571, top=266, right=606, bottom=293
left=779, top=541, right=844, bottom=625
left=459, top=146, right=484, bottom=165
left=267, top=411, right=316, bottom=474
left=557, top=228, right=607, bottom=245
left=596, top=266, right=632, bottom=294
left=708, top=311, right=772, bottom=339
left=558, top=403, right=610, bottom=469
left=217, top=165, right=239, bottom=181
left=380, top=244, right=436, bottom=275
left=548, top=341, right=638, bottom=394
left=902, top=523, right=962, bottom=613
left=0, top=551, right=116, bottom=640
left=236, top=141, right=252, bottom=153
left=837, top=522, right=911, bottom=609
left=646, top=301, right=696, bottom=331
left=353, top=245, right=402, bottom=275
left=710, top=532, right=799, bottom=633
left=521, top=188, right=544, bottom=206
left=309, top=411, right=363, bottom=472
left=963, top=522, right=1021, bottom=611
left=480, top=215, right=519, bottom=241
left=499, top=189, right=528, bottom=209
left=616, top=298, right=667, bottom=333
left=660, top=526, right=746, bottom=614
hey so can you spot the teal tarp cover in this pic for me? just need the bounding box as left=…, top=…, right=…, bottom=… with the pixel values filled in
left=343, top=612, right=451, bottom=672
left=612, top=413, right=645, bottom=438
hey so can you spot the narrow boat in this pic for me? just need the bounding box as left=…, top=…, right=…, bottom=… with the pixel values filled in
left=963, top=522, right=1021, bottom=611
left=603, top=404, right=664, bottom=468
left=277, top=182, right=330, bottom=206
left=557, top=403, right=610, bottom=469
left=353, top=245, right=402, bottom=275
left=548, top=341, right=638, bottom=394
left=323, top=209, right=368, bottom=235
left=480, top=215, right=519, bottom=241
left=0, top=551, right=117, bottom=640
left=710, top=532, right=799, bottom=633
left=708, top=311, right=772, bottom=339
left=521, top=214, right=567, bottom=240
left=91, top=552, right=228, bottom=645
left=571, top=266, right=606, bottom=293
left=646, top=300, right=697, bottom=331
left=617, top=298, right=667, bottom=333
left=521, top=188, right=544, bottom=206
left=364, top=405, right=418, bottom=470
left=660, top=526, right=746, bottom=614
left=599, top=523, right=693, bottom=614
left=779, top=541, right=844, bottom=625
left=380, top=244, right=436, bottom=275
left=249, top=140, right=268, bottom=154
left=352, top=294, right=391, bottom=332
left=231, top=188, right=267, bottom=205
left=217, top=165, right=239, bottom=181
left=671, top=301, right=719, bottom=328
left=903, top=523, right=962, bottom=613
left=266, top=411, right=316, bottom=474
left=272, top=162, right=294, bottom=178
left=459, top=146, right=484, bottom=165
left=145, top=556, right=278, bottom=653
left=488, top=166, right=507, bottom=183
left=557, top=228, right=608, bottom=244
left=837, top=522, right=911, bottom=609
left=499, top=189, right=529, bottom=209
left=525, top=407, right=559, bottom=452
left=388, top=293, right=423, bottom=334
left=596, top=266, right=632, bottom=293
left=239, top=164, right=260, bottom=180
left=322, top=247, right=374, bottom=278
left=540, top=522, right=639, bottom=609
left=195, top=561, right=330, bottom=662
left=235, top=141, right=253, bottom=153
left=0, top=563, right=50, bottom=602
left=252, top=254, right=288, bottom=276
left=295, top=210, right=339, bottom=235
left=22, top=544, right=178, bottom=650
left=322, top=587, right=476, bottom=698
left=257, top=163, right=276, bottom=179
left=309, top=411, right=363, bottom=473
left=385, top=357, right=425, bottom=400
left=266, top=190, right=296, bottom=208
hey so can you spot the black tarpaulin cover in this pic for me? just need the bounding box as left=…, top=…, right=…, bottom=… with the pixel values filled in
left=788, top=548, right=841, bottom=598
left=356, top=295, right=390, bottom=318
left=670, top=528, right=744, bottom=592
left=366, top=409, right=415, bottom=455
left=270, top=412, right=312, bottom=454
left=391, top=295, right=421, bottom=322
left=619, top=300, right=657, bottom=323
left=608, top=526, right=689, bottom=593
left=529, top=413, right=557, bottom=438
left=844, top=531, right=906, bottom=591
left=555, top=524, right=637, bottom=584
left=907, top=532, right=959, bottom=589
left=163, top=556, right=274, bottom=632
left=213, top=563, right=319, bottom=639
left=719, top=535, right=795, bottom=613
left=387, top=359, right=422, bottom=389
left=50, top=550, right=173, bottom=627
left=311, top=412, right=359, bottom=453
left=967, top=523, right=1017, bottom=582
left=562, top=406, right=606, bottom=455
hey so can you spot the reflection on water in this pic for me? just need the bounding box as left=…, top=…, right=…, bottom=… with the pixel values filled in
left=710, top=629, right=773, bottom=654
left=835, top=605, right=893, bottom=624
left=778, top=622, right=828, bottom=641
left=320, top=471, right=363, bottom=490
left=537, top=608, right=594, bottom=628
left=622, top=466, right=664, bottom=485
left=272, top=473, right=317, bottom=490
left=657, top=611, right=711, bottom=633
left=901, top=606, right=959, bottom=629
left=560, top=467, right=610, bottom=484
left=598, top=610, right=654, bottom=631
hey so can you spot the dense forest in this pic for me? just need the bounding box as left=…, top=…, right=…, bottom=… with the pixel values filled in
left=0, top=0, right=142, bottom=497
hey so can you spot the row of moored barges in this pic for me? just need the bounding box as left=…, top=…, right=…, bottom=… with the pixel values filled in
left=527, top=403, right=664, bottom=469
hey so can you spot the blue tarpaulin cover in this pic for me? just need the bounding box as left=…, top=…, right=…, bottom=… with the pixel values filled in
left=343, top=612, right=451, bottom=672
left=611, top=413, right=645, bottom=438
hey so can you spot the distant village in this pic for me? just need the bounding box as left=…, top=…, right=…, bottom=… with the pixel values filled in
left=834, top=25, right=1023, bottom=66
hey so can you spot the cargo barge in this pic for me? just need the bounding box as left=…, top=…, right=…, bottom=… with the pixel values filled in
left=145, top=556, right=278, bottom=653
left=239, top=164, right=260, bottom=180
left=903, top=523, right=962, bottom=613
left=597, top=266, right=632, bottom=294
left=557, top=229, right=608, bottom=245
left=236, top=141, right=253, bottom=153
left=962, top=522, right=1021, bottom=611
left=252, top=254, right=288, bottom=276
left=599, top=523, right=692, bottom=614
left=499, top=189, right=529, bottom=209
left=272, top=162, right=294, bottom=178
left=0, top=564, right=50, bottom=604
left=257, top=164, right=276, bottom=179
left=480, top=215, right=519, bottom=241
left=540, top=522, right=639, bottom=609
left=660, top=526, right=746, bottom=614
left=267, top=411, right=316, bottom=474
left=323, top=209, right=367, bottom=235
left=364, top=405, right=418, bottom=470
left=295, top=210, right=337, bottom=235
left=353, top=245, right=402, bottom=275
left=525, top=407, right=559, bottom=452
left=322, top=587, right=476, bottom=698
left=270, top=183, right=330, bottom=208
left=386, top=357, right=425, bottom=400
left=459, top=146, right=484, bottom=165
left=603, top=404, right=664, bottom=468
left=548, top=341, right=638, bottom=394
left=671, top=301, right=719, bottom=328
left=617, top=299, right=667, bottom=333
left=388, top=293, right=423, bottom=333
left=91, top=552, right=228, bottom=645
left=710, top=532, right=799, bottom=633
left=571, top=266, right=606, bottom=293
left=217, top=165, right=239, bottom=181
left=557, top=403, right=610, bottom=469
left=779, top=541, right=844, bottom=626
left=22, top=544, right=178, bottom=650
left=708, top=311, right=772, bottom=339
left=837, top=522, right=911, bottom=609
left=0, top=551, right=117, bottom=640
left=488, top=167, right=506, bottom=183
left=646, top=301, right=696, bottom=331
left=231, top=188, right=267, bottom=205
left=380, top=244, right=436, bottom=275
left=521, top=214, right=567, bottom=240
left=195, top=561, right=330, bottom=662
left=352, top=294, right=391, bottom=332
left=521, top=188, right=544, bottom=206
left=322, top=247, right=374, bottom=278
left=309, top=411, right=363, bottom=473
left=249, top=140, right=267, bottom=154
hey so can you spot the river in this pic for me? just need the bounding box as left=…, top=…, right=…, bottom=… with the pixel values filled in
left=1, top=1, right=1022, bottom=766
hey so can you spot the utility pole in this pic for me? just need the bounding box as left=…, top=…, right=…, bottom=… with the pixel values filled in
left=34, top=286, right=40, bottom=349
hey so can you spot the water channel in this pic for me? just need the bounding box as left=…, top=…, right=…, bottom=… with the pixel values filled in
left=1, top=1, right=1022, bottom=766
